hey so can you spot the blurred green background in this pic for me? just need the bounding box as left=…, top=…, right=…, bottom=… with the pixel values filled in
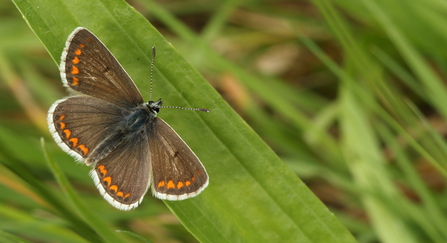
left=1, top=0, right=447, bottom=242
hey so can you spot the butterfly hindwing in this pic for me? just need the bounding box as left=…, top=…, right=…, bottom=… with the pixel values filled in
left=61, top=27, right=144, bottom=108
left=149, top=118, right=209, bottom=200
left=90, top=131, right=151, bottom=211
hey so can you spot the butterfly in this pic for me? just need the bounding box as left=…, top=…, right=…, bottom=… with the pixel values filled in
left=47, top=27, right=209, bottom=210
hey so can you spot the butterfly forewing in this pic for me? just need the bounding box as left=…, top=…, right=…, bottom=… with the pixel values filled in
left=150, top=118, right=209, bottom=200
left=61, top=28, right=143, bottom=108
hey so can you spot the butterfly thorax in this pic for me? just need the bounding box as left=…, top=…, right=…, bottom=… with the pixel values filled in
left=125, top=106, right=153, bottom=133
left=85, top=100, right=160, bottom=165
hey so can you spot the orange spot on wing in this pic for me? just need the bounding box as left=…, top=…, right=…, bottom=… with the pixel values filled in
left=69, top=137, right=78, bottom=147
left=167, top=180, right=175, bottom=189
left=177, top=181, right=184, bottom=189
left=77, top=144, right=88, bottom=155
left=98, top=165, right=107, bottom=175
left=72, top=77, right=79, bottom=85
left=103, top=176, right=112, bottom=186
left=157, top=181, right=165, bottom=188
left=86, top=38, right=93, bottom=43
left=109, top=185, right=118, bottom=193
left=71, top=66, right=79, bottom=75
left=63, top=129, right=71, bottom=138
left=58, top=115, right=65, bottom=121
left=124, top=193, right=130, bottom=198
left=191, top=176, right=196, bottom=182
left=79, top=43, right=86, bottom=48
left=59, top=122, right=65, bottom=129
left=74, top=48, right=82, bottom=55
left=185, top=181, right=191, bottom=186
left=117, top=191, right=124, bottom=197
left=72, top=56, right=80, bottom=64
left=196, top=169, right=202, bottom=175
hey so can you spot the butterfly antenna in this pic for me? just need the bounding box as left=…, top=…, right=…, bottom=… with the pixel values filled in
left=161, top=105, right=210, bottom=113
left=150, top=46, right=209, bottom=113
left=150, top=46, right=156, bottom=101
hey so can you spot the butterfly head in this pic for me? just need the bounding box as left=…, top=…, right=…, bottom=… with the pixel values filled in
left=147, top=99, right=162, bottom=115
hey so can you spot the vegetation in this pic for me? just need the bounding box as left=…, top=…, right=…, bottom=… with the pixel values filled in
left=0, top=0, right=446, bottom=242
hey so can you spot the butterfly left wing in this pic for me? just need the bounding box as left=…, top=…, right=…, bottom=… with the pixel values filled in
left=90, top=132, right=151, bottom=211
left=149, top=118, right=209, bottom=200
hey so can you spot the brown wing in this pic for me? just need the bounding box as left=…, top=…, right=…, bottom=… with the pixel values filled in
left=90, top=132, right=151, bottom=211
left=60, top=27, right=143, bottom=108
left=47, top=96, right=124, bottom=163
left=149, top=118, right=208, bottom=200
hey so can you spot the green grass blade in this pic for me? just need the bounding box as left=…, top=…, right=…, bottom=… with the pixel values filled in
left=143, top=0, right=346, bottom=167
left=41, top=138, right=126, bottom=243
left=361, top=0, right=447, bottom=119
left=339, top=86, right=417, bottom=243
left=0, top=230, right=32, bottom=243
left=0, top=126, right=100, bottom=242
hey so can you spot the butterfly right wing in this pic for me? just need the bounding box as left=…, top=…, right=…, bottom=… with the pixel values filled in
left=149, top=118, right=209, bottom=200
